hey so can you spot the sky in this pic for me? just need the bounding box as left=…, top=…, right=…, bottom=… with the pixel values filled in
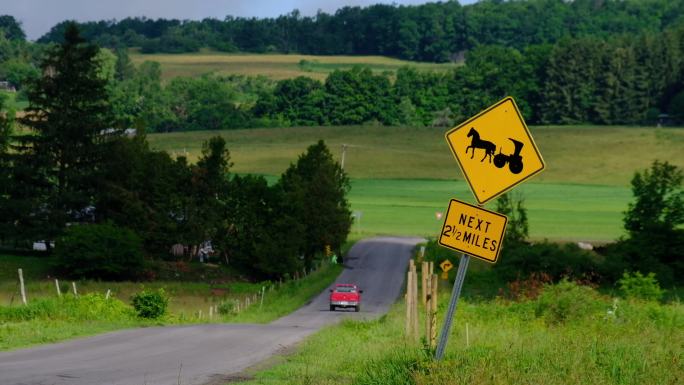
left=1, top=0, right=476, bottom=41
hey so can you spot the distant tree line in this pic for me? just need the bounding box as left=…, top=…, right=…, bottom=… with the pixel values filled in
left=101, top=25, right=684, bottom=130
left=3, top=14, right=684, bottom=130
left=0, top=26, right=352, bottom=280
left=37, top=0, right=684, bottom=62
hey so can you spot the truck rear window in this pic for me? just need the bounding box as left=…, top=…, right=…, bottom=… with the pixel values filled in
left=335, top=287, right=356, bottom=293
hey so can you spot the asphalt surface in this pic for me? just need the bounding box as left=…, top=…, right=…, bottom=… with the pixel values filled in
left=0, top=236, right=424, bottom=385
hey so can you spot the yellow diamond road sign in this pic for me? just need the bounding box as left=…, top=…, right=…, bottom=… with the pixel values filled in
left=438, top=199, right=508, bottom=264
left=439, top=260, right=453, bottom=272
left=445, top=97, right=545, bottom=204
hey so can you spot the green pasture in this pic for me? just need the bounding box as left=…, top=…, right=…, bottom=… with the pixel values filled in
left=348, top=179, right=630, bottom=243
left=129, top=50, right=457, bottom=81
left=147, top=125, right=684, bottom=242
left=147, top=125, right=684, bottom=186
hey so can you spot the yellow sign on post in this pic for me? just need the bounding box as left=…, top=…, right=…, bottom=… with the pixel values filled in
left=445, top=97, right=545, bottom=204
left=439, top=260, right=453, bottom=272
left=438, top=199, right=508, bottom=263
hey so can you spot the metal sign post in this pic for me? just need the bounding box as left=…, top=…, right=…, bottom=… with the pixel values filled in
left=435, top=253, right=470, bottom=360
left=433, top=96, right=545, bottom=361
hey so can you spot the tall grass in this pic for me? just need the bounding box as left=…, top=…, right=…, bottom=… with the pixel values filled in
left=241, top=281, right=683, bottom=385
left=0, top=261, right=342, bottom=351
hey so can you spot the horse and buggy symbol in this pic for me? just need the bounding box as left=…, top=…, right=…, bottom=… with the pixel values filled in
left=465, top=127, right=524, bottom=174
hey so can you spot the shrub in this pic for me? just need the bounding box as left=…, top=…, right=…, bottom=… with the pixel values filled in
left=617, top=271, right=665, bottom=301
left=534, top=280, right=606, bottom=324
left=131, top=289, right=169, bottom=319
left=502, top=272, right=553, bottom=300
left=494, top=241, right=599, bottom=283
left=217, top=299, right=238, bottom=315
left=599, top=233, right=683, bottom=286
left=55, top=222, right=144, bottom=280
left=609, top=160, right=684, bottom=286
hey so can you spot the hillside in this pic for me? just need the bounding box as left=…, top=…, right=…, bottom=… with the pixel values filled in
left=129, top=50, right=458, bottom=81
left=148, top=125, right=684, bottom=242
left=147, top=125, right=684, bottom=186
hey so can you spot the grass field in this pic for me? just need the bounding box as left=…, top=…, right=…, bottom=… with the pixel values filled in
left=129, top=49, right=458, bottom=81
left=239, top=282, right=684, bottom=385
left=147, top=125, right=684, bottom=186
left=148, top=125, right=683, bottom=242
left=347, top=179, right=630, bottom=242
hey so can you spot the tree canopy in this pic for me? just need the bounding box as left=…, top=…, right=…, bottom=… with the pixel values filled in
left=35, top=1, right=684, bottom=62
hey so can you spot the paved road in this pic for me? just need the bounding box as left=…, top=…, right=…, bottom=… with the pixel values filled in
left=0, top=236, right=423, bottom=385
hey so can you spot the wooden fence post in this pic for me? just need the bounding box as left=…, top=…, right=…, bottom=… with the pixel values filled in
left=411, top=265, right=419, bottom=340
left=55, top=279, right=61, bottom=297
left=405, top=269, right=413, bottom=337
left=430, top=274, right=438, bottom=349
left=18, top=269, right=27, bottom=305
left=420, top=262, right=428, bottom=306
left=425, top=271, right=432, bottom=344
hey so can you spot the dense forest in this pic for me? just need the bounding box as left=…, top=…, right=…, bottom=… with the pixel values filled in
left=1, top=1, right=684, bottom=130
left=37, top=0, right=684, bottom=62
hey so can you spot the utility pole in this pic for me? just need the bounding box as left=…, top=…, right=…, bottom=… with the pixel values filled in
left=340, top=144, right=348, bottom=170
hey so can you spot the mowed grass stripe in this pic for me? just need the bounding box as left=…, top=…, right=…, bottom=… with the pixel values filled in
left=347, top=179, right=630, bottom=242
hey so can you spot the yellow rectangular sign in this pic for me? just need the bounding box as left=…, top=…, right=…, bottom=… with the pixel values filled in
left=445, top=97, right=545, bottom=204
left=438, top=199, right=508, bottom=264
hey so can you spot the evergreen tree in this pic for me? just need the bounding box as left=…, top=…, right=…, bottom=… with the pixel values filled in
left=0, top=93, right=12, bottom=153
left=0, top=95, right=13, bottom=244
left=95, top=135, right=185, bottom=255
left=17, top=23, right=113, bottom=246
left=223, top=174, right=305, bottom=278
left=278, top=140, right=352, bottom=268
left=184, top=136, right=232, bottom=250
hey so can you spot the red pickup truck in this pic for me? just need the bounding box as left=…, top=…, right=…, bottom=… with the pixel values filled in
left=329, top=283, right=363, bottom=312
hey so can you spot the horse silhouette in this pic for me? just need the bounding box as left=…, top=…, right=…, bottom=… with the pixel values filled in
left=466, top=127, right=496, bottom=163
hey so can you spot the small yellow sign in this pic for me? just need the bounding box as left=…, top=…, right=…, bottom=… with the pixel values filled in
left=445, top=97, right=545, bottom=204
left=439, top=260, right=453, bottom=272
left=441, top=271, right=449, bottom=280
left=438, top=199, right=508, bottom=263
